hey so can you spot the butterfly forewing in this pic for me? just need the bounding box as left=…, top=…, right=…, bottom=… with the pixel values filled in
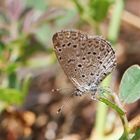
left=52, top=30, right=116, bottom=93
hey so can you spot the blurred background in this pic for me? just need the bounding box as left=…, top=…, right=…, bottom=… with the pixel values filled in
left=0, top=0, right=140, bottom=140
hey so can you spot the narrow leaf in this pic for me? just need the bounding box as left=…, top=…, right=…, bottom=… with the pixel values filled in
left=119, top=132, right=128, bottom=140
left=131, top=128, right=140, bottom=140
left=0, top=88, right=23, bottom=105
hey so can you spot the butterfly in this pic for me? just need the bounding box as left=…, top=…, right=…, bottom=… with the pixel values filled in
left=52, top=30, right=116, bottom=98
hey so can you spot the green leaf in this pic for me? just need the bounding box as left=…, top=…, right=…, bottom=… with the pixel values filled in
left=89, top=0, right=114, bottom=22
left=0, top=41, right=5, bottom=55
left=119, top=65, right=140, bottom=104
left=119, top=132, right=128, bottom=140
left=99, top=97, right=125, bottom=116
left=8, top=72, right=17, bottom=88
left=5, top=63, right=18, bottom=74
left=0, top=88, right=23, bottom=105
left=72, top=0, right=84, bottom=14
left=108, top=0, right=124, bottom=43
left=21, top=75, right=32, bottom=99
left=119, top=128, right=140, bottom=140
left=25, top=0, right=48, bottom=10
left=131, top=128, right=140, bottom=140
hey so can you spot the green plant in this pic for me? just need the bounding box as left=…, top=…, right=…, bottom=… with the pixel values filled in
left=99, top=65, right=140, bottom=140
left=0, top=0, right=64, bottom=107
left=72, top=0, right=115, bottom=34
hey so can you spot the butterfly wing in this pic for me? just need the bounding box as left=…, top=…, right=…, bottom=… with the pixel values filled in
left=52, top=30, right=116, bottom=92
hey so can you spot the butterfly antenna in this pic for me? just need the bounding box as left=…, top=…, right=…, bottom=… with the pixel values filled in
left=51, top=87, right=73, bottom=94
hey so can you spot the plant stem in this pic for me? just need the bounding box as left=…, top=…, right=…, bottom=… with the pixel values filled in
left=99, top=96, right=129, bottom=139
left=120, top=115, right=129, bottom=139
left=90, top=76, right=111, bottom=140
left=108, top=0, right=125, bottom=44
left=94, top=102, right=108, bottom=140
left=81, top=13, right=101, bottom=34
left=99, top=97, right=125, bottom=116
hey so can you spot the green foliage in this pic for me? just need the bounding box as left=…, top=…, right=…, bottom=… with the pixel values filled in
left=108, top=0, right=124, bottom=43
left=89, top=0, right=114, bottom=22
left=0, top=75, right=31, bottom=105
left=119, top=132, right=128, bottom=140
left=0, top=1, right=139, bottom=139
left=72, top=0, right=115, bottom=24
left=25, top=0, right=48, bottom=10
left=0, top=88, right=22, bottom=105
left=99, top=65, right=140, bottom=139
left=119, top=65, right=140, bottom=104
left=0, top=0, right=66, bottom=107
left=119, top=128, right=140, bottom=140
left=72, top=0, right=84, bottom=14
left=99, top=97, right=125, bottom=116
left=131, top=128, right=140, bottom=140
left=0, top=42, right=5, bottom=55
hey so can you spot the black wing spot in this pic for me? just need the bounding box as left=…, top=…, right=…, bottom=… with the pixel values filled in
left=82, top=57, right=86, bottom=60
left=78, top=64, right=82, bottom=67
left=103, top=73, right=107, bottom=76
left=107, top=49, right=110, bottom=53
left=88, top=51, right=91, bottom=54
left=90, top=73, right=94, bottom=76
left=62, top=44, right=65, bottom=47
left=99, top=61, right=102, bottom=64
left=73, top=45, right=77, bottom=48
left=67, top=43, right=71, bottom=46
left=95, top=44, right=99, bottom=48
left=88, top=40, right=92, bottom=43
left=82, top=75, right=85, bottom=78
left=95, top=40, right=99, bottom=44
left=68, top=59, right=71, bottom=63
left=96, top=73, right=99, bottom=76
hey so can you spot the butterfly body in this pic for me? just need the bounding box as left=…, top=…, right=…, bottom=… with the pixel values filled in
left=52, top=30, right=116, bottom=97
